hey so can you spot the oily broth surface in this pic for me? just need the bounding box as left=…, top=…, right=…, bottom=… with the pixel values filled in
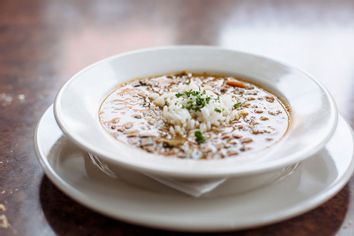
left=99, top=72, right=290, bottom=160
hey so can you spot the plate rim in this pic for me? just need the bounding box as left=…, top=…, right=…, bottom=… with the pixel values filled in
left=34, top=106, right=354, bottom=232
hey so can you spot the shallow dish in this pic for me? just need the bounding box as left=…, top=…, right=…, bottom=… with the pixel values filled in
left=54, top=46, right=337, bottom=179
left=36, top=106, right=354, bottom=231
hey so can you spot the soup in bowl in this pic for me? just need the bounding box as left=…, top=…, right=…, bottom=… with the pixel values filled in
left=99, top=72, right=290, bottom=160
left=54, top=46, right=337, bottom=180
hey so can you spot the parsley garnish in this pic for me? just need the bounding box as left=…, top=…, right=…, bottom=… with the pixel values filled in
left=214, top=108, right=222, bottom=113
left=175, top=93, right=183, bottom=98
left=194, top=130, right=205, bottom=144
left=175, top=90, right=212, bottom=112
left=233, top=102, right=242, bottom=109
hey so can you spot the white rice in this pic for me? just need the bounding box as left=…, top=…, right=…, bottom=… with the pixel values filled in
left=152, top=80, right=237, bottom=134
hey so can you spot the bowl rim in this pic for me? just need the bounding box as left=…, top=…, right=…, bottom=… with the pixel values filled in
left=54, top=45, right=338, bottom=178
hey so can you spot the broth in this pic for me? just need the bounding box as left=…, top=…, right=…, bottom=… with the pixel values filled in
left=99, top=72, right=290, bottom=160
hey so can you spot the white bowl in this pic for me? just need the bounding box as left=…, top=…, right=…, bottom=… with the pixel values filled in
left=54, top=46, right=338, bottom=180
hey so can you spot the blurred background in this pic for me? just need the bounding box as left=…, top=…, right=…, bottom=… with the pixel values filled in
left=1, top=0, right=354, bottom=235
left=2, top=0, right=354, bottom=115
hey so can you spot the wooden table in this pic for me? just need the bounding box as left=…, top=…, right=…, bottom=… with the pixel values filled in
left=1, top=0, right=354, bottom=235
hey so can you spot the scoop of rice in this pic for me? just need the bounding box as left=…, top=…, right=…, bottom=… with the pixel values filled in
left=153, top=82, right=237, bottom=132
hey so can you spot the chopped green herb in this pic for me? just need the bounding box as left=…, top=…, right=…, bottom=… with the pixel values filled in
left=175, top=93, right=183, bottom=98
left=175, top=89, right=212, bottom=112
left=233, top=102, right=242, bottom=109
left=214, top=108, right=222, bottom=113
left=194, top=130, right=205, bottom=144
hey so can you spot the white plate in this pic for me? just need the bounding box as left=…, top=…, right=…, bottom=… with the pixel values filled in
left=54, top=46, right=338, bottom=179
left=35, top=106, right=354, bottom=232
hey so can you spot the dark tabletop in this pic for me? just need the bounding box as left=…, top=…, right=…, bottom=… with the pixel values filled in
left=1, top=0, right=354, bottom=235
